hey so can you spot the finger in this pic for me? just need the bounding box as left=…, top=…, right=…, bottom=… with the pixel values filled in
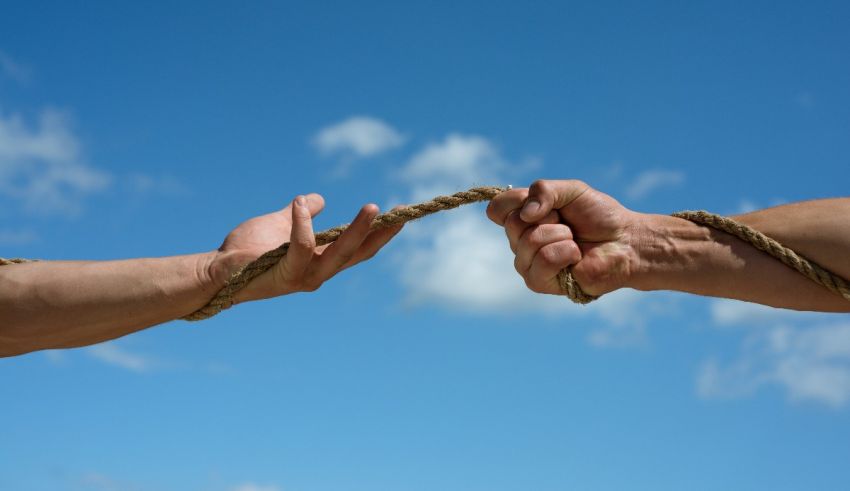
left=340, top=204, right=407, bottom=267
left=342, top=222, right=404, bottom=268
left=524, top=241, right=582, bottom=294
left=486, top=187, right=529, bottom=225
left=308, top=203, right=379, bottom=284
left=520, top=179, right=590, bottom=223
left=279, top=196, right=316, bottom=281
left=504, top=209, right=560, bottom=252
left=279, top=193, right=325, bottom=218
left=514, top=224, right=574, bottom=275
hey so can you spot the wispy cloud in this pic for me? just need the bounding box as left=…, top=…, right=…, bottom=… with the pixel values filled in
left=0, top=50, right=29, bottom=84
left=83, top=341, right=233, bottom=375
left=699, top=299, right=850, bottom=407
left=625, top=169, right=685, bottom=200
left=86, top=343, right=160, bottom=373
left=312, top=115, right=405, bottom=170
left=0, top=108, right=110, bottom=214
left=126, top=173, right=186, bottom=196
left=386, top=132, right=674, bottom=346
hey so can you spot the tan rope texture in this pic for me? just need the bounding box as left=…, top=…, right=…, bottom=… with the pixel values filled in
left=0, top=258, right=34, bottom=266
left=672, top=210, right=850, bottom=302
left=3, top=187, right=849, bottom=320
left=183, top=186, right=511, bottom=320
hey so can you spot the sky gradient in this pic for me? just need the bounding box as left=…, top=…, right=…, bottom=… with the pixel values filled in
left=2, top=1, right=850, bottom=490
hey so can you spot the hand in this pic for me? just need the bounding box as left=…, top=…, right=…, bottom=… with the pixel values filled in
left=204, top=194, right=403, bottom=303
left=486, top=180, right=643, bottom=297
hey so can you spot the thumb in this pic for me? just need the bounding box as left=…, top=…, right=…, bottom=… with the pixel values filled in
left=282, top=193, right=325, bottom=218
left=520, top=179, right=590, bottom=222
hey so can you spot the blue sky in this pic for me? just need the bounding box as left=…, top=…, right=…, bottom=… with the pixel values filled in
left=2, top=1, right=850, bottom=490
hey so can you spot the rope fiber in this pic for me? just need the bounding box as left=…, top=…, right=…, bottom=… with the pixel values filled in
left=3, top=186, right=849, bottom=320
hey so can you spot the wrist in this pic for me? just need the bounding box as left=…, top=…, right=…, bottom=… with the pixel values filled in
left=624, top=213, right=715, bottom=292
left=193, top=251, right=225, bottom=298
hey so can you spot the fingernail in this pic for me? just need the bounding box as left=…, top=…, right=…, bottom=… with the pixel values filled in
left=522, top=199, right=540, bottom=217
left=295, top=196, right=306, bottom=207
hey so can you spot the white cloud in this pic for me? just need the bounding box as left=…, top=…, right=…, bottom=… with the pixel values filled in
left=231, top=483, right=281, bottom=491
left=625, top=169, right=684, bottom=200
left=86, top=343, right=159, bottom=373
left=400, top=133, right=506, bottom=194
left=83, top=341, right=232, bottom=375
left=698, top=322, right=850, bottom=407
left=700, top=298, right=850, bottom=407
left=0, top=50, right=29, bottom=84
left=398, top=207, right=562, bottom=312
left=0, top=108, right=109, bottom=214
left=395, top=207, right=669, bottom=345
left=390, top=133, right=677, bottom=346
left=313, top=116, right=405, bottom=158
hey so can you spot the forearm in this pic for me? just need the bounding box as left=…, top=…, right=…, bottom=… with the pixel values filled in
left=0, top=252, right=219, bottom=356
left=628, top=200, right=850, bottom=312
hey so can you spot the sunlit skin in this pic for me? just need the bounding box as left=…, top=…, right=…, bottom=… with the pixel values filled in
left=487, top=179, right=850, bottom=313
left=0, top=194, right=403, bottom=357
left=3, top=180, right=848, bottom=359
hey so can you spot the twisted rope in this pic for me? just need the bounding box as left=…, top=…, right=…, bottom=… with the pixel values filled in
left=672, top=210, right=850, bottom=302
left=3, top=189, right=849, bottom=318
left=0, top=258, right=35, bottom=266
left=183, top=186, right=517, bottom=320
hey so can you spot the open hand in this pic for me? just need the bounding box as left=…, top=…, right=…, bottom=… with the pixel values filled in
left=206, top=193, right=403, bottom=303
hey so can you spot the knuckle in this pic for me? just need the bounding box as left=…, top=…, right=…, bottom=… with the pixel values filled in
left=293, top=237, right=314, bottom=251
left=538, top=244, right=562, bottom=266
left=505, top=212, right=524, bottom=239
left=527, top=227, right=548, bottom=249
left=565, top=241, right=582, bottom=263
left=530, top=179, right=550, bottom=195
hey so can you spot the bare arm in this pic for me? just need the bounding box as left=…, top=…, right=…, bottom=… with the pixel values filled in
left=0, top=194, right=402, bottom=357
left=486, top=180, right=850, bottom=312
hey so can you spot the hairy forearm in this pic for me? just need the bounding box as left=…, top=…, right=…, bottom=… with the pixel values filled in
left=0, top=253, right=219, bottom=356
left=628, top=199, right=850, bottom=312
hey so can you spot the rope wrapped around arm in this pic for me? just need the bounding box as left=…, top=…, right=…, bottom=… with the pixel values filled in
left=3, top=187, right=849, bottom=321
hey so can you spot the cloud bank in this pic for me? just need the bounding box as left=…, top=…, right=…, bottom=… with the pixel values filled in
left=699, top=299, right=850, bottom=407
left=0, top=108, right=109, bottom=214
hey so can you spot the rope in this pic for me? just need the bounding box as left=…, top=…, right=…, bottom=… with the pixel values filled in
left=183, top=186, right=514, bottom=320
left=672, top=210, right=850, bottom=302
left=0, top=258, right=35, bottom=266
left=3, top=187, right=849, bottom=319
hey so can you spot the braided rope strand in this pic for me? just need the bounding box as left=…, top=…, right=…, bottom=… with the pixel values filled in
left=673, top=210, right=850, bottom=302
left=182, top=186, right=510, bottom=320
left=4, top=191, right=849, bottom=319
left=0, top=258, right=35, bottom=266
